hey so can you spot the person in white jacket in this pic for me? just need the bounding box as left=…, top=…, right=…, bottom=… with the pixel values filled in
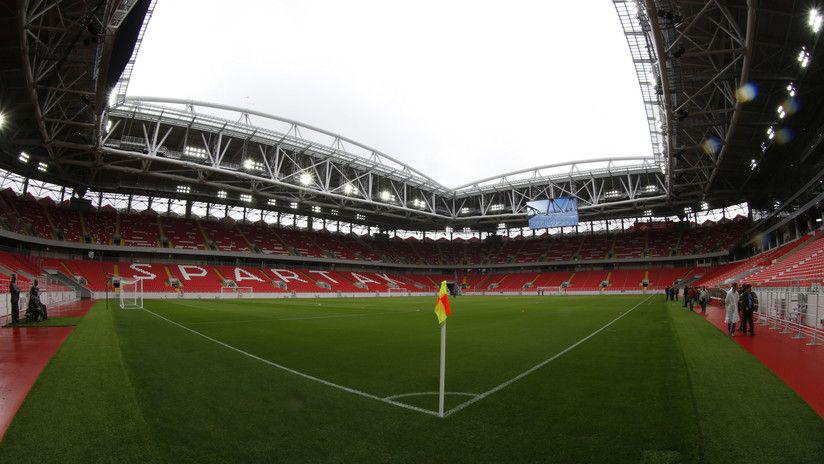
left=725, top=283, right=740, bottom=336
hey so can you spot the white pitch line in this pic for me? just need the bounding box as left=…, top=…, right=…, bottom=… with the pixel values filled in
left=142, top=307, right=441, bottom=418
left=442, top=295, right=653, bottom=417
left=384, top=391, right=479, bottom=401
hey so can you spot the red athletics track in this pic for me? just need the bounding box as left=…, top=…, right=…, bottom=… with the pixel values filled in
left=696, top=302, right=824, bottom=418
left=0, top=299, right=95, bottom=442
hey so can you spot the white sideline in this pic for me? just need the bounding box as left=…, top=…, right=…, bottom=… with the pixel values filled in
left=442, top=295, right=652, bottom=417
left=142, top=307, right=441, bottom=417
left=144, top=296, right=651, bottom=419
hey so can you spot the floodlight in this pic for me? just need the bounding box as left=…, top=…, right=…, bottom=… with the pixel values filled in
left=787, top=83, right=796, bottom=97
left=809, top=8, right=822, bottom=33
left=797, top=47, right=810, bottom=68
left=0, top=112, right=5, bottom=128
left=18, top=151, right=30, bottom=163
left=37, top=161, right=48, bottom=172
left=343, top=182, right=358, bottom=195
left=217, top=190, right=227, bottom=199
left=299, top=172, right=313, bottom=185
left=380, top=190, right=391, bottom=201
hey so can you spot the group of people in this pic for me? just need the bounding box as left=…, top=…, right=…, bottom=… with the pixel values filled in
left=8, top=274, right=49, bottom=324
left=724, top=282, right=758, bottom=337
left=664, top=285, right=710, bottom=314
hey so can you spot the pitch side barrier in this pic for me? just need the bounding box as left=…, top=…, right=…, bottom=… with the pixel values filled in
left=0, top=277, right=82, bottom=324
left=710, top=285, right=823, bottom=346
left=92, top=291, right=437, bottom=300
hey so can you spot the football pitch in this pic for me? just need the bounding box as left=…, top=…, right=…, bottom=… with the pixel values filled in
left=1, top=295, right=823, bottom=463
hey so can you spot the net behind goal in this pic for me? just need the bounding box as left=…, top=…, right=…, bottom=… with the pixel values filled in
left=119, top=279, right=144, bottom=309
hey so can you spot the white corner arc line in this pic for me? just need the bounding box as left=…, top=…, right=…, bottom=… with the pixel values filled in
left=142, top=308, right=441, bottom=417
left=443, top=295, right=652, bottom=417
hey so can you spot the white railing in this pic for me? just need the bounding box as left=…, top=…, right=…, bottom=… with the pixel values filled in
left=0, top=276, right=82, bottom=323
left=754, top=286, right=823, bottom=346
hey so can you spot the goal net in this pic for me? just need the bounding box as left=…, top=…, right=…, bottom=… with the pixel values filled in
left=119, top=279, right=144, bottom=309
left=536, top=286, right=565, bottom=295
left=385, top=287, right=409, bottom=297
left=220, top=286, right=253, bottom=298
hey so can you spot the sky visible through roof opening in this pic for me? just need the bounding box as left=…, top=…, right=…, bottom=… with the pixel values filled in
left=128, top=0, right=651, bottom=186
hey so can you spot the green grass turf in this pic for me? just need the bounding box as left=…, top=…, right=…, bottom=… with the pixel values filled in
left=0, top=295, right=822, bottom=463
left=3, top=316, right=83, bottom=328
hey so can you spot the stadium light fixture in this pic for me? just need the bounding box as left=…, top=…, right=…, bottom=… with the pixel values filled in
left=311, top=205, right=321, bottom=214
left=787, top=83, right=797, bottom=97
left=298, top=172, right=313, bottom=186
left=445, top=226, right=453, bottom=234
left=216, top=190, right=227, bottom=199
left=267, top=199, right=277, bottom=206
left=0, top=112, right=6, bottom=129
left=490, top=203, right=504, bottom=211
left=777, top=105, right=786, bottom=119
left=411, top=198, right=426, bottom=209
left=643, top=210, right=652, bottom=217
left=243, top=159, right=264, bottom=171
left=810, top=8, right=822, bottom=33
left=498, top=222, right=506, bottom=229
left=766, top=126, right=775, bottom=140
left=797, top=47, right=810, bottom=68
left=462, top=227, right=471, bottom=233
left=356, top=213, right=365, bottom=221
left=107, top=91, right=116, bottom=108
left=342, top=182, right=358, bottom=195
left=605, top=189, right=622, bottom=199
left=684, top=206, right=692, bottom=215
left=750, top=159, right=758, bottom=170
left=460, top=207, right=470, bottom=214
left=701, top=201, right=709, bottom=211
left=643, top=185, right=657, bottom=193
left=176, top=185, right=191, bottom=194
left=290, top=201, right=298, bottom=209
left=184, top=146, right=208, bottom=159
left=240, top=193, right=252, bottom=203
left=380, top=190, right=395, bottom=202
left=330, top=209, right=339, bottom=216
left=18, top=151, right=29, bottom=163
left=37, top=161, right=48, bottom=172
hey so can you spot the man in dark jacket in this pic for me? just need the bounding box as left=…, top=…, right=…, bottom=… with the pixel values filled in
left=740, top=284, right=757, bottom=336
left=9, top=274, right=20, bottom=324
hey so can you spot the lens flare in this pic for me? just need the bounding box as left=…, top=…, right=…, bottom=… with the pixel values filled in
left=701, top=137, right=721, bottom=155
left=735, top=82, right=758, bottom=103
left=775, top=128, right=793, bottom=144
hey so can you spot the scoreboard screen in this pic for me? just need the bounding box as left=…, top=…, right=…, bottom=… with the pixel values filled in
left=526, top=197, right=579, bottom=229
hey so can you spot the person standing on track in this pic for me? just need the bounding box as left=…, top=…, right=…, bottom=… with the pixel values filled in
left=698, top=286, right=709, bottom=314
left=725, top=283, right=740, bottom=336
left=740, top=284, right=757, bottom=336
left=9, top=274, right=20, bottom=324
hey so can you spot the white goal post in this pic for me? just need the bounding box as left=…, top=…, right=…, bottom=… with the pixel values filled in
left=385, top=287, right=409, bottom=297
left=220, top=286, right=254, bottom=298
left=536, top=286, right=565, bottom=295
left=119, top=279, right=144, bottom=309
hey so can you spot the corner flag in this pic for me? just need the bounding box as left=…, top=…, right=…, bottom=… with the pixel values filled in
left=434, top=281, right=451, bottom=325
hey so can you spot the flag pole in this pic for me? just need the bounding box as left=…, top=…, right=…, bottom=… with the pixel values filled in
left=438, top=320, right=446, bottom=417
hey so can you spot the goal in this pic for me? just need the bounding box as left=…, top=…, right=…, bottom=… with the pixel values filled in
left=119, top=279, right=144, bottom=309
left=536, top=286, right=564, bottom=295
left=385, top=287, right=409, bottom=297
left=220, top=286, right=254, bottom=298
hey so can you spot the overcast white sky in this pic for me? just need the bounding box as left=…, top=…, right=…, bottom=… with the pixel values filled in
left=127, top=0, right=651, bottom=186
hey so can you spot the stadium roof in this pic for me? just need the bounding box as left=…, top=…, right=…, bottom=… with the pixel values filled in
left=1, top=0, right=822, bottom=232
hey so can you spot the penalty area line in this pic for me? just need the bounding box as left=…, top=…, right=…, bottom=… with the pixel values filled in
left=142, top=307, right=441, bottom=418
left=443, top=295, right=653, bottom=418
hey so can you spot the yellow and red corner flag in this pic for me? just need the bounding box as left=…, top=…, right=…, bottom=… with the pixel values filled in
left=434, top=281, right=451, bottom=325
